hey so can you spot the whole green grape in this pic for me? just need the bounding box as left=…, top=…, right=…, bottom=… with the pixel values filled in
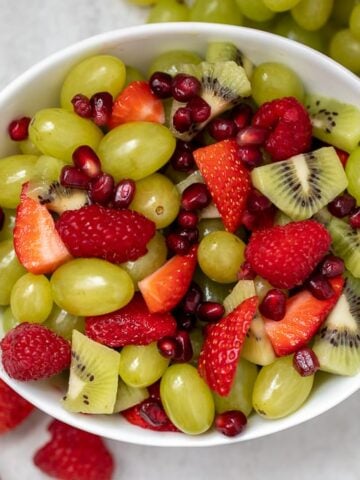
left=160, top=364, right=215, bottom=435
left=329, top=29, right=360, bottom=74
left=197, top=218, right=225, bottom=240
left=0, top=209, right=16, bottom=242
left=331, top=0, right=356, bottom=26
left=51, top=258, right=134, bottom=316
left=124, top=65, right=145, bottom=88
left=148, top=50, right=202, bottom=77
left=291, top=0, right=334, bottom=31
left=262, top=0, right=301, bottom=12
left=10, top=273, right=53, bottom=324
left=236, top=0, right=275, bottom=22
left=274, top=13, right=327, bottom=51
left=147, top=0, right=190, bottom=23
left=0, top=155, right=38, bottom=208
left=33, top=155, right=67, bottom=183
left=43, top=305, right=85, bottom=340
left=0, top=240, right=26, bottom=306
left=119, top=342, right=169, bottom=388
left=345, top=147, right=360, bottom=203
left=194, top=268, right=234, bottom=303
left=18, top=138, right=42, bottom=156
left=350, top=4, right=360, bottom=40
left=190, top=0, right=243, bottom=25
left=2, top=307, right=19, bottom=333
left=164, top=163, right=188, bottom=184
left=189, top=327, right=204, bottom=366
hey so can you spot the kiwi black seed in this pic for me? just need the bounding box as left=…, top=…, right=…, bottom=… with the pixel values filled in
left=27, top=180, right=89, bottom=214
left=327, top=217, right=360, bottom=278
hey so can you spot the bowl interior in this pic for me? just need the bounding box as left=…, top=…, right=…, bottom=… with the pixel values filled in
left=0, top=23, right=359, bottom=447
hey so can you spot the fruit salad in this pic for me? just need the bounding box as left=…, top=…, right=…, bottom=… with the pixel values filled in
left=0, top=41, right=360, bottom=438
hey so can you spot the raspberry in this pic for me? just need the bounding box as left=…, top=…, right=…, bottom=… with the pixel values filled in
left=252, top=97, right=312, bottom=161
left=0, top=323, right=71, bottom=381
left=56, top=205, right=156, bottom=264
left=0, top=379, right=34, bottom=433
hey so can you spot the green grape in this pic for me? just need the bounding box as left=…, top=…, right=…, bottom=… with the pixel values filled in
left=124, top=65, right=145, bottom=88
left=213, top=358, right=258, bottom=416
left=190, top=0, right=243, bottom=25
left=0, top=155, right=38, bottom=208
left=29, top=109, right=103, bottom=163
left=262, top=0, right=301, bottom=12
left=33, top=155, right=67, bottom=182
left=0, top=209, right=16, bottom=242
left=189, top=328, right=204, bottom=366
left=148, top=50, right=202, bottom=77
left=43, top=305, right=85, bottom=340
left=254, top=276, right=273, bottom=301
left=51, top=258, right=134, bottom=316
left=345, top=147, right=360, bottom=203
left=10, top=273, right=53, bottom=324
left=119, top=342, right=169, bottom=388
left=331, top=0, right=356, bottom=26
left=98, top=122, right=176, bottom=182
left=2, top=307, right=19, bottom=333
left=350, top=4, right=360, bottom=40
left=198, top=231, right=246, bottom=283
left=147, top=0, right=190, bottom=23
left=160, top=364, right=215, bottom=435
left=197, top=218, right=225, bottom=240
left=121, top=232, right=167, bottom=287
left=164, top=163, right=188, bottom=184
left=0, top=240, right=26, bottom=306
left=18, top=138, right=42, bottom=155
left=291, top=0, right=334, bottom=31
left=194, top=268, right=234, bottom=303
left=329, top=29, right=360, bottom=74
left=236, top=0, right=275, bottom=22
left=252, top=355, right=314, bottom=419
left=60, top=55, right=126, bottom=110
left=274, top=13, right=327, bottom=51
left=130, top=173, right=180, bottom=228
left=251, top=62, right=304, bottom=105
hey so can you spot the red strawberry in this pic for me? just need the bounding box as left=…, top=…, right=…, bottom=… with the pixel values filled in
left=138, top=245, right=198, bottom=313
left=245, top=220, right=331, bottom=289
left=198, top=296, right=258, bottom=396
left=109, top=81, right=165, bottom=128
left=0, top=323, right=71, bottom=381
left=85, top=293, right=177, bottom=347
left=33, top=420, right=114, bottom=480
left=252, top=96, right=312, bottom=161
left=122, top=399, right=178, bottom=432
left=0, top=379, right=34, bottom=433
left=14, top=183, right=71, bottom=274
left=56, top=204, right=156, bottom=264
left=265, top=276, right=344, bottom=356
left=193, top=139, right=251, bottom=232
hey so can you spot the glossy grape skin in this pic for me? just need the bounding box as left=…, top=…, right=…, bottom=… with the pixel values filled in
left=0, top=155, right=38, bottom=208
left=51, top=258, right=134, bottom=316
left=2, top=307, right=19, bottom=333
left=43, top=305, right=85, bottom=340
left=194, top=268, right=234, bottom=303
left=121, top=232, right=167, bottom=287
left=130, top=173, right=180, bottom=229
left=189, top=327, right=204, bottom=366
left=0, top=240, right=26, bottom=306
left=60, top=55, right=126, bottom=110
left=0, top=209, right=16, bottom=242
left=148, top=0, right=190, bottom=23
left=10, top=273, right=53, bottom=324
left=119, top=342, right=169, bottom=388
left=97, top=122, right=176, bottom=182
left=252, top=355, right=314, bottom=419
left=190, top=0, right=243, bottom=25
left=198, top=231, right=246, bottom=283
left=160, top=364, right=215, bottom=435
left=197, top=218, right=225, bottom=240
left=350, top=4, right=360, bottom=40
left=213, top=358, right=258, bottom=416
left=236, top=0, right=275, bottom=22
left=148, top=50, right=202, bottom=77
left=124, top=65, right=145, bottom=88
left=262, top=0, right=301, bottom=12
left=29, top=108, right=103, bottom=163
left=291, top=0, right=334, bottom=32
left=274, top=13, right=327, bottom=52
left=345, top=147, right=360, bottom=204
left=329, top=29, right=360, bottom=74
left=33, top=155, right=67, bottom=182
left=18, top=138, right=42, bottom=156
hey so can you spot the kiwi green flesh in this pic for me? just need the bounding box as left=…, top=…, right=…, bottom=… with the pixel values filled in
left=224, top=280, right=256, bottom=315
left=306, top=94, right=360, bottom=153
left=241, top=315, right=276, bottom=366
left=63, top=330, right=120, bottom=414
left=113, top=379, right=149, bottom=413
left=205, top=42, right=253, bottom=79
left=328, top=217, right=360, bottom=278
left=27, top=180, right=89, bottom=214
left=251, top=147, right=348, bottom=221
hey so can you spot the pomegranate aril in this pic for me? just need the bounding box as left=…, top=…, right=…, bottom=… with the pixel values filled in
left=90, top=91, right=113, bottom=127
left=181, top=183, right=212, bottom=211
left=8, top=116, right=31, bottom=141
left=350, top=207, right=360, bottom=229
left=0, top=208, right=4, bottom=231
left=166, top=233, right=191, bottom=255
left=232, top=103, right=253, bottom=130
left=215, top=410, right=247, bottom=437
left=171, top=74, right=201, bottom=102
left=259, top=289, right=287, bottom=321
left=327, top=193, right=356, bottom=218
left=157, top=336, right=179, bottom=359
left=320, top=255, right=345, bottom=278
left=208, top=118, right=237, bottom=141
left=237, top=261, right=256, bottom=280
left=238, top=145, right=263, bottom=170
left=149, top=71, right=173, bottom=99
left=60, top=166, right=89, bottom=189
left=173, top=107, right=192, bottom=133
left=72, top=145, right=101, bottom=178
left=148, top=381, right=161, bottom=400
left=182, top=283, right=203, bottom=315
left=176, top=227, right=199, bottom=245
left=170, top=148, right=195, bottom=172
left=89, top=173, right=114, bottom=205
left=113, top=179, right=136, bottom=209
left=246, top=190, right=272, bottom=213
left=139, top=398, right=169, bottom=427
left=174, top=311, right=196, bottom=331
left=187, top=96, right=211, bottom=123
left=293, top=347, right=320, bottom=376
left=177, top=210, right=198, bottom=229
left=335, top=147, right=349, bottom=167
left=197, top=302, right=224, bottom=323
left=173, top=330, right=193, bottom=363
left=71, top=94, right=92, bottom=118
left=307, top=274, right=334, bottom=300
left=236, top=126, right=268, bottom=146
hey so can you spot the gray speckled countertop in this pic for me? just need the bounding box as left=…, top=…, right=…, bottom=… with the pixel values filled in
left=0, top=1, right=359, bottom=479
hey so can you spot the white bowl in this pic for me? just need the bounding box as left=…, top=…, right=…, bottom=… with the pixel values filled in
left=0, top=23, right=359, bottom=447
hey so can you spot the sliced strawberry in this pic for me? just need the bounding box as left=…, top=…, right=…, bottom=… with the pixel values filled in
left=138, top=245, right=198, bottom=313
left=14, top=183, right=71, bottom=274
left=265, top=276, right=344, bottom=356
left=109, top=81, right=165, bottom=128
left=85, top=293, right=177, bottom=347
left=193, top=139, right=251, bottom=232
left=198, top=296, right=258, bottom=396
left=122, top=399, right=178, bottom=432
left=0, top=379, right=34, bottom=433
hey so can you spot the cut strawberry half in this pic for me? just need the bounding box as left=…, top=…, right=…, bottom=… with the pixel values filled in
left=198, top=296, right=258, bottom=396
left=138, top=245, right=198, bottom=313
left=109, top=81, right=165, bottom=128
left=14, top=183, right=71, bottom=274
left=265, top=276, right=344, bottom=356
left=193, top=139, right=251, bottom=232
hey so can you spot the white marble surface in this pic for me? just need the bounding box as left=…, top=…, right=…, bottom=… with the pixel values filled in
left=0, top=1, right=359, bottom=479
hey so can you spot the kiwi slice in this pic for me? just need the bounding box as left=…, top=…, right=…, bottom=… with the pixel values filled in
left=63, top=330, right=120, bottom=414
left=205, top=41, right=253, bottom=79
left=312, top=271, right=360, bottom=376
left=170, top=60, right=251, bottom=141
left=224, top=279, right=256, bottom=315
left=251, top=147, right=348, bottom=221
left=306, top=94, right=360, bottom=153
left=327, top=217, right=360, bottom=278
left=113, top=379, right=149, bottom=413
left=27, top=180, right=89, bottom=214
